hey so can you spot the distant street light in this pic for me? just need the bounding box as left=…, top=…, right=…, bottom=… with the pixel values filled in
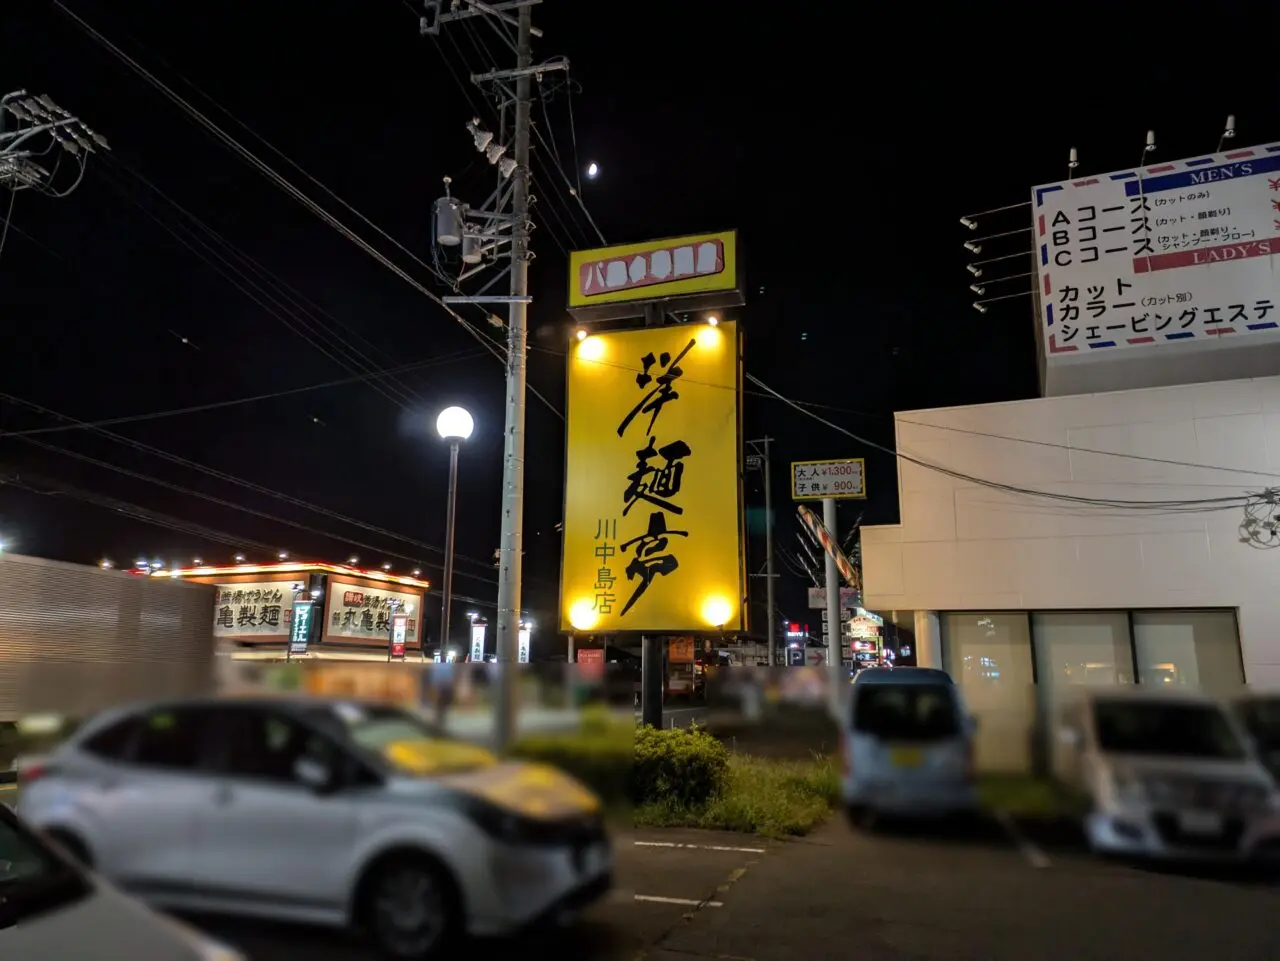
left=586, top=161, right=599, bottom=179
left=436, top=406, right=474, bottom=656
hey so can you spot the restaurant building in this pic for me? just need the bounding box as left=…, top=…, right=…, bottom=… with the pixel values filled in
left=154, top=561, right=431, bottom=661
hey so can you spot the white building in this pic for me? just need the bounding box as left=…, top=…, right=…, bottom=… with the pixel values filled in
left=861, top=375, right=1280, bottom=773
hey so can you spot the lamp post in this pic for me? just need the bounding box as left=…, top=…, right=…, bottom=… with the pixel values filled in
left=435, top=405, right=474, bottom=660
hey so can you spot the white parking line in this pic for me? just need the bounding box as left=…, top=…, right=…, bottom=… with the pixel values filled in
left=994, top=810, right=1052, bottom=869
left=634, top=840, right=766, bottom=854
left=633, top=895, right=724, bottom=907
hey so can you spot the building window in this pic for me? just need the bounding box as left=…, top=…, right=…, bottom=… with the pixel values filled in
left=1131, top=610, right=1244, bottom=694
left=1032, top=611, right=1135, bottom=698
left=942, top=613, right=1034, bottom=772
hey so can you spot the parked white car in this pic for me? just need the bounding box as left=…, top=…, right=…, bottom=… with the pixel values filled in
left=840, top=667, right=979, bottom=823
left=17, top=695, right=612, bottom=959
left=1056, top=689, right=1280, bottom=862
left=0, top=799, right=243, bottom=960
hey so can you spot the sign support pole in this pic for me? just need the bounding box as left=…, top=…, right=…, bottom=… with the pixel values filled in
left=822, top=497, right=843, bottom=713
left=640, top=302, right=665, bottom=730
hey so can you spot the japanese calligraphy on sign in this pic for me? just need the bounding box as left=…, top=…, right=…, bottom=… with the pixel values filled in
left=213, top=580, right=297, bottom=637
left=560, top=322, right=746, bottom=633
left=322, top=582, right=421, bottom=644
left=791, top=458, right=866, bottom=501
left=1032, top=141, right=1280, bottom=358
left=568, top=231, right=740, bottom=309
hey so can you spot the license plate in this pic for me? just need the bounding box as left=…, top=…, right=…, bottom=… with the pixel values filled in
left=1178, top=810, right=1223, bottom=835
left=889, top=747, right=923, bottom=768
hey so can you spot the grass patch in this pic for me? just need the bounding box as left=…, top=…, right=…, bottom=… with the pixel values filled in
left=977, top=775, right=1085, bottom=819
left=634, top=752, right=839, bottom=838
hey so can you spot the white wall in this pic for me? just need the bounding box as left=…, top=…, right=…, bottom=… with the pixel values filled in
left=862, top=375, right=1280, bottom=688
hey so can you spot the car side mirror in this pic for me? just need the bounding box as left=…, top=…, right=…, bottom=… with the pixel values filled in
left=293, top=756, right=335, bottom=794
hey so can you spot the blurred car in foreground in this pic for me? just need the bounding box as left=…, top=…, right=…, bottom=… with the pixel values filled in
left=840, top=667, right=978, bottom=824
left=1230, top=692, right=1280, bottom=783
left=17, top=695, right=611, bottom=960
left=1057, top=689, right=1280, bottom=862
left=0, top=799, right=242, bottom=960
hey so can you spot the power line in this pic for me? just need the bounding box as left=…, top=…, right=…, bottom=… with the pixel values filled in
left=744, top=372, right=1259, bottom=514
left=0, top=390, right=503, bottom=577
left=51, top=1, right=565, bottom=421
left=0, top=350, right=489, bottom=438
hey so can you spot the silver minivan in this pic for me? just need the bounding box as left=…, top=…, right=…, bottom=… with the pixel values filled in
left=840, top=668, right=978, bottom=824
left=1057, top=689, right=1280, bottom=861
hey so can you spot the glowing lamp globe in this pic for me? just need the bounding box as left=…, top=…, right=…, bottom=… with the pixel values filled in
left=436, top=406, right=475, bottom=441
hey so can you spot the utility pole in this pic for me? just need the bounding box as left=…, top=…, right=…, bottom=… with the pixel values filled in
left=426, top=1, right=565, bottom=752
left=640, top=303, right=665, bottom=729
left=747, top=437, right=777, bottom=666
left=762, top=437, right=777, bottom=667
left=493, top=4, right=534, bottom=753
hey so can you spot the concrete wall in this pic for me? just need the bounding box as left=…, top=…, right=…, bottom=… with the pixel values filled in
left=861, top=376, right=1280, bottom=770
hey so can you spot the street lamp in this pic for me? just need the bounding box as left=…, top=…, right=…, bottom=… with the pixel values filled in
left=435, top=405, right=474, bottom=659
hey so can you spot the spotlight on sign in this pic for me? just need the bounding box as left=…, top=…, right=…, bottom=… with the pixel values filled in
left=568, top=598, right=599, bottom=632
left=701, top=596, right=733, bottom=628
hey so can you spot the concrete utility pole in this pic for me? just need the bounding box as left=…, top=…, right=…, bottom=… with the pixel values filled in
left=427, top=1, right=565, bottom=752
left=747, top=437, right=777, bottom=666
left=640, top=304, right=666, bottom=730
left=493, top=4, right=534, bottom=753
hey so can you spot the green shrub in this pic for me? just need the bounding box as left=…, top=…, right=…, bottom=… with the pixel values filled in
left=631, top=724, right=729, bottom=807
left=635, top=753, right=839, bottom=838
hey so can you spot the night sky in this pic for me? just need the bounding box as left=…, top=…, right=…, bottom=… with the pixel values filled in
left=3, top=0, right=1277, bottom=652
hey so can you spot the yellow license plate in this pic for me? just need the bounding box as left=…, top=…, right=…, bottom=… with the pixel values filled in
left=889, top=747, right=924, bottom=767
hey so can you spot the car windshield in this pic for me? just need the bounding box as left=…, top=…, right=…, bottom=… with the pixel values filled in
left=317, top=702, right=498, bottom=775
left=1236, top=698, right=1280, bottom=749
left=1094, top=700, right=1246, bottom=759
left=854, top=685, right=960, bottom=741
left=0, top=806, right=90, bottom=928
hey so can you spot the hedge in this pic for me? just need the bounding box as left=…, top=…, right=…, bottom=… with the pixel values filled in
left=510, top=717, right=730, bottom=808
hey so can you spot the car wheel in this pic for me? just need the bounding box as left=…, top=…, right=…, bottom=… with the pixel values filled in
left=360, top=853, right=461, bottom=960
left=844, top=804, right=874, bottom=831
left=44, top=828, right=92, bottom=869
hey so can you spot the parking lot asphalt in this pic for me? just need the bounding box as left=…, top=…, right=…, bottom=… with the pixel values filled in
left=38, top=812, right=1280, bottom=960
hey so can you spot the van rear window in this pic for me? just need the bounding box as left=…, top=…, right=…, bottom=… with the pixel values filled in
left=854, top=685, right=959, bottom=740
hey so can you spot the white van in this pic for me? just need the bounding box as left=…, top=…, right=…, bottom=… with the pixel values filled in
left=840, top=667, right=979, bottom=824
left=1057, top=689, right=1280, bottom=861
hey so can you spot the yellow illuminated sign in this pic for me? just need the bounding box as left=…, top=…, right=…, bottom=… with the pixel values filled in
left=567, top=230, right=739, bottom=309
left=560, top=322, right=746, bottom=633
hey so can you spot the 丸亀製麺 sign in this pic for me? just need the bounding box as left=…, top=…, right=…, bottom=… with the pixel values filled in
left=568, top=231, right=739, bottom=309
left=559, top=322, right=746, bottom=634
left=1033, top=140, right=1280, bottom=358
left=792, top=458, right=866, bottom=500
left=213, top=581, right=298, bottom=637
left=323, top=582, right=421, bottom=644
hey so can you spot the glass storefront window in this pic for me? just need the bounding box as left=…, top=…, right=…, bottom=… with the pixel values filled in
left=1033, top=611, right=1135, bottom=696
left=942, top=613, right=1034, bottom=772
left=1132, top=610, right=1244, bottom=694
